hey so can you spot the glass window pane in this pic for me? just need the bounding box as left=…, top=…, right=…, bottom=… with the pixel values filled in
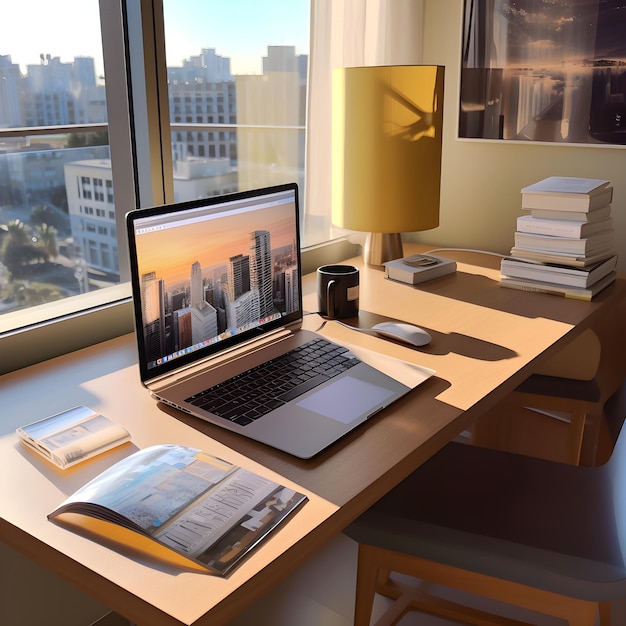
left=162, top=0, right=310, bottom=210
left=0, top=1, right=121, bottom=327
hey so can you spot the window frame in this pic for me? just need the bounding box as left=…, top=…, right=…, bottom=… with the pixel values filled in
left=0, top=0, right=356, bottom=375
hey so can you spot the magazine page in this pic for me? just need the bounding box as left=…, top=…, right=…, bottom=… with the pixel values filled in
left=49, top=444, right=308, bottom=575
left=17, top=405, right=131, bottom=469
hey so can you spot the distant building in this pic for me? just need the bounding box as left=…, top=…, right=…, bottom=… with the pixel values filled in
left=23, top=55, right=106, bottom=126
left=262, top=46, right=304, bottom=74
left=226, top=254, right=251, bottom=302
left=141, top=271, right=166, bottom=363
left=6, top=44, right=309, bottom=288
left=190, top=261, right=204, bottom=308
left=284, top=265, right=299, bottom=314
left=172, top=156, right=237, bottom=200
left=167, top=48, right=233, bottom=84
left=236, top=46, right=306, bottom=192
left=191, top=302, right=218, bottom=346
left=0, top=56, right=22, bottom=127
left=64, top=159, right=118, bottom=275
left=168, top=49, right=237, bottom=166
left=249, top=230, right=274, bottom=318
left=174, top=307, right=193, bottom=350
left=223, top=287, right=260, bottom=331
left=4, top=144, right=109, bottom=209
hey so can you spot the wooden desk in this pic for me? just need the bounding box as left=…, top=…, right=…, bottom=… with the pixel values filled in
left=1, top=246, right=624, bottom=626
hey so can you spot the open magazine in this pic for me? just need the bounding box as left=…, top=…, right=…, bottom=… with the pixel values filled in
left=48, top=444, right=307, bottom=576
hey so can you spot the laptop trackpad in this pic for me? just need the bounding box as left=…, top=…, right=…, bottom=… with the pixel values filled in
left=296, top=376, right=395, bottom=424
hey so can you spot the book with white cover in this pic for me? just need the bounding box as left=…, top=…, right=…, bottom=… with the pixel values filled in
left=509, top=247, right=615, bottom=268
left=513, top=229, right=614, bottom=255
left=521, top=177, right=612, bottom=212
left=17, top=405, right=131, bottom=469
left=522, top=177, right=610, bottom=195
left=500, top=254, right=618, bottom=288
left=527, top=205, right=612, bottom=222
left=499, top=271, right=616, bottom=301
left=516, top=215, right=613, bottom=238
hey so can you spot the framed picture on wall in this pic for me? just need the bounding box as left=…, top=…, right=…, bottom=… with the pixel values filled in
left=460, top=0, right=626, bottom=145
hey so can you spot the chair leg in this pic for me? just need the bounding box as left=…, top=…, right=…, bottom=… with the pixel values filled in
left=357, top=546, right=536, bottom=626
left=566, top=403, right=588, bottom=465
left=599, top=601, right=611, bottom=626
left=353, top=544, right=380, bottom=626
left=559, top=603, right=600, bottom=626
left=356, top=546, right=602, bottom=626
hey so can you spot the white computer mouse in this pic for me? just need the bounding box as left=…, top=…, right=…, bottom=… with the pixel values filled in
left=372, top=321, right=432, bottom=347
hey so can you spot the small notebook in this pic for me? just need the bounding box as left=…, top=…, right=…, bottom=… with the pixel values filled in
left=17, top=406, right=130, bottom=469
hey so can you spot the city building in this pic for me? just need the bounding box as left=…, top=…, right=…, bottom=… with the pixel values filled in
left=64, top=159, right=118, bottom=276
left=2, top=45, right=305, bottom=301
left=0, top=55, right=21, bottom=127
left=23, top=55, right=106, bottom=126
left=235, top=45, right=306, bottom=192
left=140, top=270, right=166, bottom=363
left=172, top=156, right=237, bottom=201
left=248, top=229, right=274, bottom=318
left=168, top=48, right=237, bottom=164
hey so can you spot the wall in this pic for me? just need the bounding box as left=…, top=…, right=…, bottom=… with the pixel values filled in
left=411, top=1, right=626, bottom=273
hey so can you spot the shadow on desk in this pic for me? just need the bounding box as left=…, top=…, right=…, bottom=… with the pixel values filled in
left=419, top=269, right=625, bottom=326
left=339, top=310, right=517, bottom=362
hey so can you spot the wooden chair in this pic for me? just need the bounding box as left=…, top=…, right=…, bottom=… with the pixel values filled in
left=472, top=329, right=602, bottom=465
left=345, top=378, right=626, bottom=626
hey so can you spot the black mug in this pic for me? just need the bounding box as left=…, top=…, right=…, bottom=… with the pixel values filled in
left=317, top=265, right=360, bottom=319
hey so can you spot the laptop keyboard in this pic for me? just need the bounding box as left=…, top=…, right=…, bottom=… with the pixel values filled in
left=185, top=337, right=360, bottom=426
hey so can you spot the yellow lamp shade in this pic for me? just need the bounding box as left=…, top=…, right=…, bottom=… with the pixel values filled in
left=332, top=65, right=444, bottom=235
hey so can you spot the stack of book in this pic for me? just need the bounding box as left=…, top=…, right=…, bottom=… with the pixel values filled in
left=501, top=176, right=618, bottom=300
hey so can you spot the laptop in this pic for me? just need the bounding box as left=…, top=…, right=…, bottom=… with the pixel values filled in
left=126, top=183, right=427, bottom=458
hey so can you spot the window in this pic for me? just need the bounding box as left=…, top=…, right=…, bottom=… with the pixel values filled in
left=94, top=178, right=104, bottom=201
left=0, top=0, right=318, bottom=373
left=162, top=0, right=310, bottom=223
left=0, top=1, right=139, bottom=372
left=0, top=2, right=125, bottom=336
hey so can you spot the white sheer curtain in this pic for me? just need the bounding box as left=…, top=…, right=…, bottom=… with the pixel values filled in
left=304, top=0, right=425, bottom=246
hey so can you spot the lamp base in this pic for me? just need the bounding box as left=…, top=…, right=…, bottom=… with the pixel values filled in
left=364, top=232, right=404, bottom=267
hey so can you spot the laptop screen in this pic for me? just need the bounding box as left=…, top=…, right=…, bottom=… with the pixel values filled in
left=126, top=183, right=302, bottom=382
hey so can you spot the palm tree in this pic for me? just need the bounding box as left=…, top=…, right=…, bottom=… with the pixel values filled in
left=36, top=223, right=58, bottom=261
left=0, top=219, right=44, bottom=276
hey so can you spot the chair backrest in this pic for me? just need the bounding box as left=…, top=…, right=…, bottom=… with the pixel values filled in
left=372, top=377, right=626, bottom=580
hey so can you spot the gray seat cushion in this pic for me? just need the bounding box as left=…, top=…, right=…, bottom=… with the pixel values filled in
left=345, top=436, right=626, bottom=601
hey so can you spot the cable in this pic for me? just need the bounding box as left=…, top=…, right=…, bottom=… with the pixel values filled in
left=426, top=247, right=506, bottom=259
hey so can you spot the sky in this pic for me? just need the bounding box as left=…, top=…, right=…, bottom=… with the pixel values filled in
left=136, top=205, right=296, bottom=287
left=2, top=0, right=310, bottom=76
left=163, top=0, right=310, bottom=74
